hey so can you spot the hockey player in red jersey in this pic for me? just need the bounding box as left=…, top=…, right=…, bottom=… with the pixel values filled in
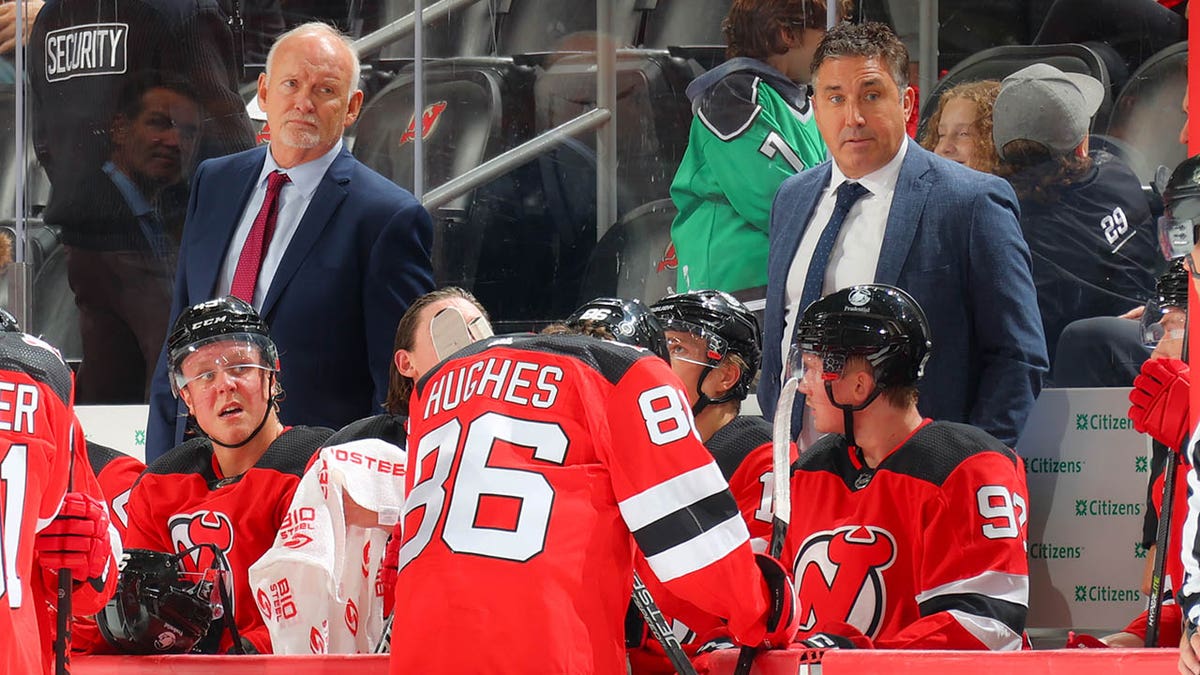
left=389, top=297, right=799, bottom=674
left=777, top=284, right=1029, bottom=651
left=652, top=290, right=797, bottom=548
left=0, top=322, right=116, bottom=674
left=119, top=297, right=331, bottom=654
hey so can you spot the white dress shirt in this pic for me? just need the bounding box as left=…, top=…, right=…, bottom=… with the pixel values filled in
left=217, top=139, right=344, bottom=311
left=779, top=140, right=908, bottom=448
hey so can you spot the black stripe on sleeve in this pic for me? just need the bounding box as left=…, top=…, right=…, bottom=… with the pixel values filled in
left=631, top=490, right=741, bottom=559
left=917, top=592, right=1027, bottom=637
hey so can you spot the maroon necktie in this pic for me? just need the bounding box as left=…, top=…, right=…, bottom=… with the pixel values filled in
left=230, top=171, right=290, bottom=302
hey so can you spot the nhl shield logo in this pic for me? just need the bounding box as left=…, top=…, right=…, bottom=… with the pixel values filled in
left=847, top=288, right=872, bottom=307
left=793, top=525, right=897, bottom=637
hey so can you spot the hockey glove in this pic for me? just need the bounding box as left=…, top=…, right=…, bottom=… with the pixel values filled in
left=1064, top=631, right=1109, bottom=649
left=755, top=553, right=798, bottom=648
left=36, top=492, right=111, bottom=583
left=380, top=525, right=401, bottom=618
left=1129, top=357, right=1190, bottom=449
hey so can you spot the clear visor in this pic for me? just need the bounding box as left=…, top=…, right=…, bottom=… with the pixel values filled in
left=785, top=344, right=846, bottom=385
left=1139, top=298, right=1187, bottom=348
left=1157, top=214, right=1198, bottom=261
left=169, top=334, right=276, bottom=397
left=661, top=321, right=725, bottom=368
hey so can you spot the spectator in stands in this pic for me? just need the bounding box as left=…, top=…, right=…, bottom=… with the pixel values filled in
left=145, top=22, right=435, bottom=463
left=760, top=21, right=1046, bottom=449
left=124, top=296, right=333, bottom=654
left=992, top=63, right=1163, bottom=373
left=919, top=80, right=1001, bottom=175
left=669, top=0, right=849, bottom=300
left=0, top=0, right=39, bottom=54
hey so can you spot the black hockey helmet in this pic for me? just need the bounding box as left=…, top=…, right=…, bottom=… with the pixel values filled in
left=793, top=284, right=931, bottom=390
left=0, top=308, right=19, bottom=333
left=166, top=296, right=278, bottom=398
left=651, top=290, right=762, bottom=408
left=97, top=548, right=227, bottom=654
left=1157, top=155, right=1200, bottom=260
left=566, top=297, right=670, bottom=362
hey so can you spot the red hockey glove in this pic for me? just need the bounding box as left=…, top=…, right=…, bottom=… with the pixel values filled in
left=380, top=525, right=401, bottom=617
left=1129, top=357, right=1190, bottom=449
left=1064, top=631, right=1109, bottom=648
left=755, top=554, right=798, bottom=648
left=36, top=492, right=111, bottom=583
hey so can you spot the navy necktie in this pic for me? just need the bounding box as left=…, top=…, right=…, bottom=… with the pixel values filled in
left=797, top=181, right=870, bottom=315
left=786, top=180, right=870, bottom=436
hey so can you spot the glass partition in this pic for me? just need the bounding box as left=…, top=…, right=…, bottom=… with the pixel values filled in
left=4, top=0, right=1191, bottom=400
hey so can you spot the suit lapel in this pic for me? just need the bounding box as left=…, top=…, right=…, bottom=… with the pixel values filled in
left=875, top=140, right=933, bottom=285
left=767, top=163, right=830, bottom=313
left=192, top=149, right=265, bottom=302
left=260, top=147, right=353, bottom=317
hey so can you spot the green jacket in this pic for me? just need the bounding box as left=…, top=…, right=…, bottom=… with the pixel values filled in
left=670, top=58, right=826, bottom=294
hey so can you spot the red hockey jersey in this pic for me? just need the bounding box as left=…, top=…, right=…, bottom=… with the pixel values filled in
left=391, top=335, right=776, bottom=675
left=123, top=426, right=330, bottom=653
left=783, top=420, right=1029, bottom=650
left=0, top=333, right=82, bottom=674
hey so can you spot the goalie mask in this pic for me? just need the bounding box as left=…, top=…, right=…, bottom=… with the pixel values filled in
left=651, top=290, right=761, bottom=414
left=566, top=297, right=670, bottom=362
left=97, top=548, right=231, bottom=655
left=791, top=284, right=931, bottom=447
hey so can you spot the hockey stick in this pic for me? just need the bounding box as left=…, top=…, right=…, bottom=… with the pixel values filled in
left=1145, top=442, right=1180, bottom=647
left=374, top=614, right=393, bottom=653
left=631, top=572, right=697, bottom=675
left=733, top=375, right=798, bottom=675
left=1147, top=330, right=1188, bottom=646
left=54, top=422, right=77, bottom=675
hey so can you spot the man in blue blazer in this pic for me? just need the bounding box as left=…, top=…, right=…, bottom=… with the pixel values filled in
left=145, top=22, right=434, bottom=462
left=758, top=23, right=1046, bottom=448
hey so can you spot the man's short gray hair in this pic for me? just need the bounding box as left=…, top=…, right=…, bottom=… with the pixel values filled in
left=264, top=22, right=362, bottom=102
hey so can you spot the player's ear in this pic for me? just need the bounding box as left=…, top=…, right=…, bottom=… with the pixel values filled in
left=179, top=386, right=196, bottom=415
left=711, top=360, right=741, bottom=398
left=394, top=349, right=419, bottom=379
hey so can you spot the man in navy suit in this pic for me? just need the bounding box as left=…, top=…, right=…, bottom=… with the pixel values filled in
left=145, top=22, right=435, bottom=462
left=758, top=22, right=1047, bottom=448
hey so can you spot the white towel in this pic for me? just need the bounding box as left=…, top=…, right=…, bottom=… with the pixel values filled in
left=249, top=437, right=406, bottom=654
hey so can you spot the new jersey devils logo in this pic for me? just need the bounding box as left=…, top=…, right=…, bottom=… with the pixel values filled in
left=793, top=525, right=897, bottom=637
left=169, top=510, right=235, bottom=574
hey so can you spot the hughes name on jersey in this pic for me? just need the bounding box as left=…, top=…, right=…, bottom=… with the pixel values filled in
left=123, top=426, right=331, bottom=653
left=784, top=420, right=1029, bottom=650
left=392, top=334, right=776, bottom=675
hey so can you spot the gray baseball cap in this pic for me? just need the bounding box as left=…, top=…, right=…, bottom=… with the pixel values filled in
left=992, top=63, right=1105, bottom=160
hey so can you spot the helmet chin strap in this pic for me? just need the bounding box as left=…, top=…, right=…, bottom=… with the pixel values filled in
left=823, top=379, right=883, bottom=452
left=691, top=363, right=740, bottom=417
left=201, top=372, right=278, bottom=451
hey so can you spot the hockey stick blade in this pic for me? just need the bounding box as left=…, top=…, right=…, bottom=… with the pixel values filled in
left=632, top=573, right=698, bottom=675
left=735, top=376, right=800, bottom=675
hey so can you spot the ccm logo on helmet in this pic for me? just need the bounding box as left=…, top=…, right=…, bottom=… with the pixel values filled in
left=188, top=316, right=231, bottom=331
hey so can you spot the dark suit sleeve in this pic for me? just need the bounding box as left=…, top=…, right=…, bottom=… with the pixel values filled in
left=363, top=194, right=435, bottom=409
left=145, top=161, right=211, bottom=462
left=964, top=181, right=1048, bottom=446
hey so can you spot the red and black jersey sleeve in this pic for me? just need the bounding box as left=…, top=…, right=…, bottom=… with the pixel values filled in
left=85, top=440, right=145, bottom=541
left=602, top=353, right=772, bottom=646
